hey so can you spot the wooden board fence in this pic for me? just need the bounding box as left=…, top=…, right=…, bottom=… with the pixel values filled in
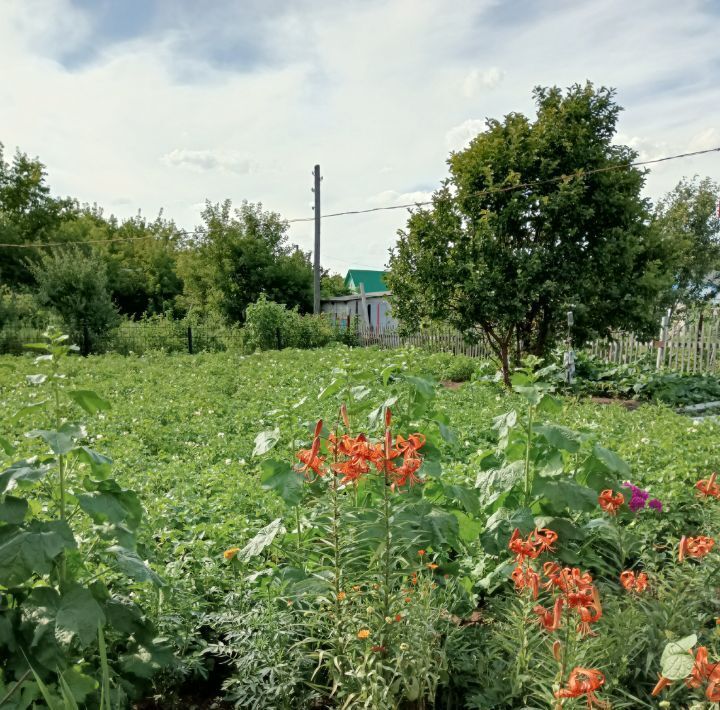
left=359, top=310, right=720, bottom=375
left=357, top=326, right=495, bottom=359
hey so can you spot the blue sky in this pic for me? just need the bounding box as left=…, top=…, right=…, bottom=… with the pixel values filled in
left=1, top=0, right=719, bottom=272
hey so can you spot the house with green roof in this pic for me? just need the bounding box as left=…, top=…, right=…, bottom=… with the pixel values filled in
left=321, top=269, right=395, bottom=331
left=344, top=269, right=389, bottom=294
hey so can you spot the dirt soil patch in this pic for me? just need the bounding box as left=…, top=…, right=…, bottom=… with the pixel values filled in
left=589, top=397, right=642, bottom=411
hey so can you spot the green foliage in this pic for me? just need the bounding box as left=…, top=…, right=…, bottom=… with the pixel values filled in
left=566, top=351, right=720, bottom=404
left=0, top=144, right=78, bottom=287
left=30, top=248, right=120, bottom=341
left=0, top=344, right=718, bottom=706
left=178, top=200, right=314, bottom=323
left=0, top=329, right=166, bottom=708
left=387, top=83, right=672, bottom=385
left=653, top=175, right=720, bottom=307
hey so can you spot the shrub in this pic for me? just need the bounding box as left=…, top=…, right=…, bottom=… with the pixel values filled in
left=243, top=294, right=291, bottom=351
left=30, top=247, right=119, bottom=345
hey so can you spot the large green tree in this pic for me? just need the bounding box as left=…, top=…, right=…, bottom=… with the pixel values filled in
left=178, top=200, right=313, bottom=322
left=0, top=144, right=77, bottom=286
left=30, top=247, right=119, bottom=342
left=387, top=83, right=671, bottom=384
left=652, top=176, right=720, bottom=310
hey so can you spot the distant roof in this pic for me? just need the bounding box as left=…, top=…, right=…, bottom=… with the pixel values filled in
left=344, top=269, right=388, bottom=293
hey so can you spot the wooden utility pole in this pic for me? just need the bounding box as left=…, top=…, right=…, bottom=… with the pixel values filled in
left=313, top=164, right=321, bottom=314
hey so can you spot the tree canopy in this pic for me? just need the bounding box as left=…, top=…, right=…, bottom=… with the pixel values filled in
left=652, top=176, right=720, bottom=310
left=177, top=200, right=314, bottom=323
left=387, top=83, right=673, bottom=384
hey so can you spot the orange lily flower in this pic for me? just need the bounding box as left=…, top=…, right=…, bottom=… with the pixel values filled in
left=511, top=565, right=540, bottom=599
left=679, top=535, right=715, bottom=562
left=530, top=528, right=558, bottom=553
left=598, top=489, right=625, bottom=515
left=620, top=570, right=648, bottom=593
left=508, top=528, right=558, bottom=563
left=696, top=472, right=720, bottom=498
left=395, top=433, right=426, bottom=460
left=533, top=596, right=564, bottom=631
left=651, top=675, right=673, bottom=696
left=554, top=667, right=608, bottom=708
left=296, top=420, right=326, bottom=477
left=391, top=457, right=424, bottom=488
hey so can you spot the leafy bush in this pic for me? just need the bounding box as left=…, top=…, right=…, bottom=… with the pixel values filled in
left=30, top=248, right=119, bottom=344
left=243, top=294, right=293, bottom=351
left=0, top=330, right=167, bottom=707
left=562, top=351, right=720, bottom=405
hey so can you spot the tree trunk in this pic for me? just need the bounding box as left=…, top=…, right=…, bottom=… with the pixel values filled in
left=499, top=341, right=511, bottom=387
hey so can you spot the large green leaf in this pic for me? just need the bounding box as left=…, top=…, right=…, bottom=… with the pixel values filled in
left=419, top=509, right=460, bottom=548
left=77, top=486, right=142, bottom=531
left=74, top=447, right=113, bottom=478
left=475, top=461, right=525, bottom=509
left=10, top=400, right=49, bottom=424
left=0, top=495, right=28, bottom=524
left=0, top=521, right=76, bottom=586
left=533, top=479, right=598, bottom=513
left=402, top=375, right=436, bottom=401
left=26, top=429, right=75, bottom=455
left=442, top=484, right=481, bottom=516
left=534, top=424, right=581, bottom=453
left=591, top=444, right=631, bottom=478
left=0, top=435, right=16, bottom=455
left=660, top=634, right=697, bottom=680
left=252, top=428, right=280, bottom=457
left=260, top=459, right=305, bottom=506
left=235, top=518, right=284, bottom=562
left=66, top=390, right=111, bottom=415
left=107, top=546, right=164, bottom=587
left=0, top=458, right=53, bottom=494
left=55, top=586, right=106, bottom=647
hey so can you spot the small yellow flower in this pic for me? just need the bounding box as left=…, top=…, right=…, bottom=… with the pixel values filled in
left=385, top=616, right=393, bottom=624
left=426, top=563, right=439, bottom=570
left=337, top=591, right=346, bottom=601
left=357, top=629, right=370, bottom=639
left=223, top=547, right=240, bottom=560
left=352, top=585, right=361, bottom=592
left=400, top=642, right=409, bottom=651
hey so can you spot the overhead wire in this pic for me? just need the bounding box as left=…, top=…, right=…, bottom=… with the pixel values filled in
left=0, top=145, right=717, bottom=249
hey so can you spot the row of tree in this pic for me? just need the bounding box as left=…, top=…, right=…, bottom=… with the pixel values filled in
left=2, top=82, right=718, bottom=375
left=387, top=83, right=720, bottom=383
left=0, top=146, right=349, bottom=336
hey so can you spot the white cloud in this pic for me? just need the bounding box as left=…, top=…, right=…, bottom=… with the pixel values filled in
left=614, top=134, right=669, bottom=161
left=463, top=66, right=504, bottom=97
left=367, top=190, right=434, bottom=206
left=445, top=119, right=486, bottom=152
left=688, top=127, right=720, bottom=152
left=1, top=0, right=719, bottom=275
left=161, top=149, right=258, bottom=174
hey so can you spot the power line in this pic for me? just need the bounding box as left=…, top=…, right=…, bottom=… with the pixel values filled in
left=0, top=145, right=717, bottom=249
left=286, top=145, right=720, bottom=222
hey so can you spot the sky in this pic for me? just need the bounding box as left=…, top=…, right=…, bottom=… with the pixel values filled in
left=1, top=0, right=719, bottom=274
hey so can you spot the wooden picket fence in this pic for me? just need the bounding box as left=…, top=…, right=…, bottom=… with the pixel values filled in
left=589, top=312, right=720, bottom=374
left=357, top=325, right=495, bottom=359
left=358, top=310, right=720, bottom=374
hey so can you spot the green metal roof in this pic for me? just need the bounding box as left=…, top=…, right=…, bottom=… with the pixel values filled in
left=344, top=269, right=388, bottom=293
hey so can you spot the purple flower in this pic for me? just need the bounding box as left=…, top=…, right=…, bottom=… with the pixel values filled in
left=622, top=482, right=652, bottom=513
left=648, top=498, right=663, bottom=512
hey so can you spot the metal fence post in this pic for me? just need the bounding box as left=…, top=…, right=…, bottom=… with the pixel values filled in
left=187, top=326, right=193, bottom=354
left=82, top=323, right=90, bottom=356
